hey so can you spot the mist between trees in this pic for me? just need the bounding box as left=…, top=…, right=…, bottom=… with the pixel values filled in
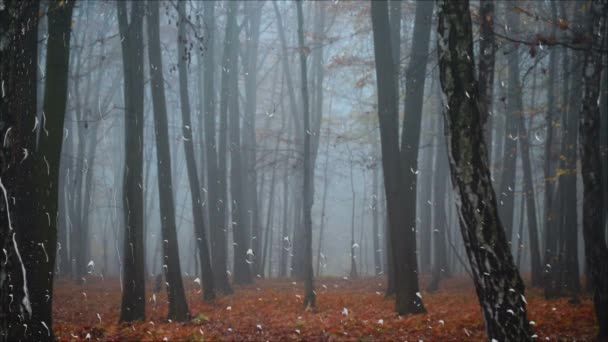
left=1, top=0, right=607, bottom=341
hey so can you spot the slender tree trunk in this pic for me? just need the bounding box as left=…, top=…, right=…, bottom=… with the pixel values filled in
left=317, top=123, right=331, bottom=277
left=419, top=117, right=436, bottom=274
left=427, top=113, right=450, bottom=293
left=478, top=0, right=496, bottom=155
left=296, top=0, right=316, bottom=309
left=202, top=0, right=232, bottom=295
left=148, top=0, right=191, bottom=320
left=228, top=19, right=253, bottom=286
left=349, top=170, right=358, bottom=279
left=518, top=74, right=542, bottom=287
left=436, top=1, right=532, bottom=339
left=398, top=0, right=434, bottom=313
left=242, top=2, right=263, bottom=278
left=176, top=0, right=216, bottom=301
left=543, top=0, right=559, bottom=295
left=497, top=3, right=522, bottom=244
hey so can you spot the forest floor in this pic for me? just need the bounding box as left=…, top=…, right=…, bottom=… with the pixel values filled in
left=53, top=274, right=596, bottom=341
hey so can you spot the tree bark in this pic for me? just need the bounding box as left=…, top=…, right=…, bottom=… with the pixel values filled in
left=1, top=1, right=74, bottom=339
left=176, top=0, right=216, bottom=301
left=436, top=1, right=532, bottom=340
left=578, top=2, right=608, bottom=339
left=398, top=0, right=434, bottom=313
left=117, top=0, right=146, bottom=322
left=147, top=0, right=191, bottom=320
left=296, top=0, right=316, bottom=309
left=203, top=0, right=232, bottom=295
left=478, top=0, right=496, bottom=155
left=371, top=0, right=425, bottom=315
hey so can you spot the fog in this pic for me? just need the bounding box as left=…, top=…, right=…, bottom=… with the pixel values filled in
left=1, top=0, right=606, bottom=340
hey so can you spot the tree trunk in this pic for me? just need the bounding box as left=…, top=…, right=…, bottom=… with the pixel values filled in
left=202, top=0, right=232, bottom=295
left=296, top=0, right=316, bottom=309
left=578, top=2, right=608, bottom=339
left=176, top=0, right=216, bottom=301
left=370, top=0, right=425, bottom=315
left=427, top=113, right=450, bottom=293
left=1, top=1, right=73, bottom=339
left=542, top=0, right=558, bottom=296
left=436, top=1, right=532, bottom=340
left=147, top=0, right=191, bottom=321
left=478, top=0, right=496, bottom=155
left=497, top=3, right=522, bottom=245
left=242, top=2, right=263, bottom=278
left=518, top=74, right=542, bottom=287
left=398, top=0, right=434, bottom=313
left=228, top=12, right=253, bottom=286
left=117, top=0, right=146, bottom=322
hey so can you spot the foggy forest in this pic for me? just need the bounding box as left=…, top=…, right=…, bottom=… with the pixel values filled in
left=1, top=0, right=607, bottom=341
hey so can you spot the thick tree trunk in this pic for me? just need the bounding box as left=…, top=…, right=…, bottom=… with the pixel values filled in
left=117, top=0, right=146, bottom=322
left=1, top=1, right=74, bottom=339
left=371, top=0, right=425, bottom=315
left=147, top=0, right=191, bottom=321
left=436, top=1, right=532, bottom=340
left=578, top=2, right=608, bottom=339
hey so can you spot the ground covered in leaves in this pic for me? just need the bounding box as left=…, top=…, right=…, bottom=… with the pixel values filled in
left=53, top=275, right=596, bottom=341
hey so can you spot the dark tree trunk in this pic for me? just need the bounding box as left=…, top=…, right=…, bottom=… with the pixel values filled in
left=296, top=0, right=316, bottom=309
left=398, top=0, right=434, bottom=313
left=371, top=0, right=425, bottom=315
left=176, top=0, right=216, bottom=301
left=1, top=1, right=74, bottom=339
left=556, top=2, right=583, bottom=297
left=542, top=1, right=559, bottom=296
left=436, top=1, right=532, bottom=340
left=578, top=2, right=608, bottom=339
left=147, top=0, right=191, bottom=321
left=385, top=0, right=401, bottom=296
left=117, top=0, right=146, bottom=322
